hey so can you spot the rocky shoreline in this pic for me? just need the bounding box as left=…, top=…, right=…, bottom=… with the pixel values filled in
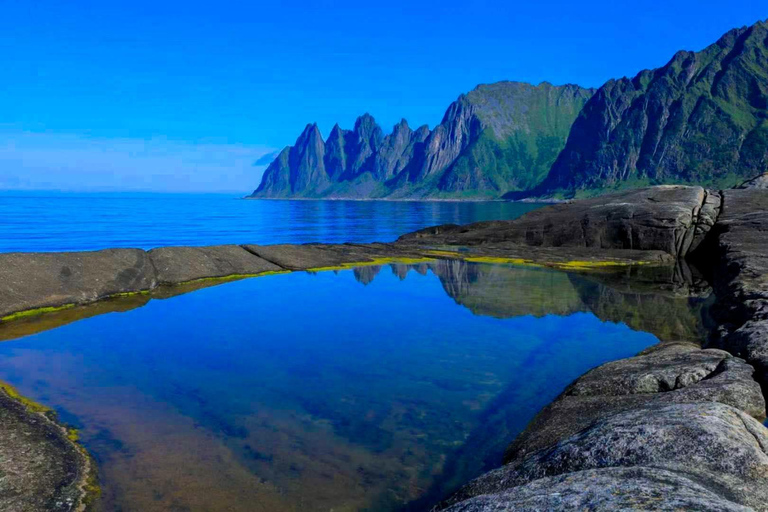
left=0, top=240, right=668, bottom=325
left=0, top=184, right=766, bottom=510
left=404, top=185, right=768, bottom=510
left=0, top=381, right=97, bottom=512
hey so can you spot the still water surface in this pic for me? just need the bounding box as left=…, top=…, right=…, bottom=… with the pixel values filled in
left=0, top=261, right=711, bottom=511
left=0, top=192, right=541, bottom=252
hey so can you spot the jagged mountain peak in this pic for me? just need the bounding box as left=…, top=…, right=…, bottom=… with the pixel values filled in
left=393, top=118, right=411, bottom=131
left=301, top=122, right=320, bottom=132
left=251, top=81, right=594, bottom=198
left=253, top=21, right=768, bottom=200
left=526, top=18, right=768, bottom=198
left=295, top=123, right=323, bottom=145
left=389, top=119, right=413, bottom=142
left=414, top=125, right=430, bottom=137
left=354, top=113, right=379, bottom=131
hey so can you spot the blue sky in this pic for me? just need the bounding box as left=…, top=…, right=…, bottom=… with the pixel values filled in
left=0, top=1, right=765, bottom=192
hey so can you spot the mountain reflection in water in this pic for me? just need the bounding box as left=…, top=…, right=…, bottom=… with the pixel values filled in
left=0, top=261, right=711, bottom=511
left=359, top=260, right=712, bottom=343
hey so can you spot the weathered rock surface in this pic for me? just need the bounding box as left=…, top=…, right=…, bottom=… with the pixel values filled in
left=440, top=322, right=768, bottom=511
left=400, top=186, right=719, bottom=259
left=148, top=245, right=282, bottom=285
left=442, top=403, right=768, bottom=511
left=0, top=185, right=765, bottom=512
left=504, top=343, right=765, bottom=463
left=738, top=173, right=768, bottom=190
left=710, top=189, right=768, bottom=315
left=0, top=388, right=94, bottom=511
left=243, top=243, right=379, bottom=270
left=3, top=188, right=712, bottom=321
left=0, top=249, right=156, bottom=319
left=242, top=243, right=422, bottom=271
left=526, top=20, right=768, bottom=198
left=705, top=189, right=768, bottom=386
left=404, top=185, right=768, bottom=511
left=0, top=243, right=433, bottom=321
left=442, top=467, right=751, bottom=512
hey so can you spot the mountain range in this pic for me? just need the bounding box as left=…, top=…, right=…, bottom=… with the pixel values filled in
left=251, top=20, right=768, bottom=200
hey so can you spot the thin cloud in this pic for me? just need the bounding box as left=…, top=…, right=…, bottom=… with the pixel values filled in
left=0, top=129, right=277, bottom=193
left=252, top=151, right=280, bottom=166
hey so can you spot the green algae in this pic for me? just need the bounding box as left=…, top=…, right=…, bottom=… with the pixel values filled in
left=0, top=380, right=52, bottom=414
left=424, top=250, right=657, bottom=272
left=554, top=260, right=651, bottom=270
left=78, top=449, right=102, bottom=511
left=0, top=271, right=291, bottom=329
left=0, top=379, right=101, bottom=509
left=0, top=253, right=655, bottom=336
left=305, top=256, right=435, bottom=273
left=0, top=288, right=155, bottom=324
left=169, top=269, right=292, bottom=287
left=0, top=254, right=653, bottom=343
left=1, top=304, right=77, bottom=323
left=0, top=295, right=151, bottom=343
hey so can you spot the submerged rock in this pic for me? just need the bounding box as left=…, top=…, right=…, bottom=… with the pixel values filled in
left=442, top=402, right=768, bottom=511
left=438, top=339, right=768, bottom=511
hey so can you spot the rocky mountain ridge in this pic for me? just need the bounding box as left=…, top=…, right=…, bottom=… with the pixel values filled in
left=252, top=20, right=768, bottom=200
left=251, top=82, right=594, bottom=199
left=514, top=19, right=768, bottom=198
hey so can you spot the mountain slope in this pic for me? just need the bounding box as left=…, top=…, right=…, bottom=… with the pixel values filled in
left=250, top=82, right=594, bottom=199
left=523, top=20, right=768, bottom=198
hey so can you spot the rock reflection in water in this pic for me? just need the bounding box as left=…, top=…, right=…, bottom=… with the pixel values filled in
left=378, top=260, right=712, bottom=343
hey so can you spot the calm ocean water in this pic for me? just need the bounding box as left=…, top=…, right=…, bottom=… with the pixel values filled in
left=0, top=191, right=542, bottom=252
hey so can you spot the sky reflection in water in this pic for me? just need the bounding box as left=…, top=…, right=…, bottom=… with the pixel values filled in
left=0, top=262, right=710, bottom=511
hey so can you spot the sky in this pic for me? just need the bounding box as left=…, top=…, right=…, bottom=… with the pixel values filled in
left=0, top=0, right=766, bottom=193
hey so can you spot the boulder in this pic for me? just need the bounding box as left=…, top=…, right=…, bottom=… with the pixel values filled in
left=706, top=189, right=768, bottom=387
left=400, top=186, right=719, bottom=259
left=0, top=249, right=156, bottom=319
left=504, top=343, right=765, bottom=463
left=712, top=189, right=768, bottom=304
left=723, top=320, right=768, bottom=385
left=148, top=245, right=281, bottom=285
left=737, top=173, right=768, bottom=190
left=566, top=344, right=743, bottom=396
left=443, top=402, right=768, bottom=511
left=0, top=388, right=93, bottom=511
left=442, top=467, right=750, bottom=512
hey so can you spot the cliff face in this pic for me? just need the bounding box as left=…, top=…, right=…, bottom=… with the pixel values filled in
left=253, top=20, right=768, bottom=201
left=528, top=20, right=768, bottom=198
left=251, top=82, right=594, bottom=199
